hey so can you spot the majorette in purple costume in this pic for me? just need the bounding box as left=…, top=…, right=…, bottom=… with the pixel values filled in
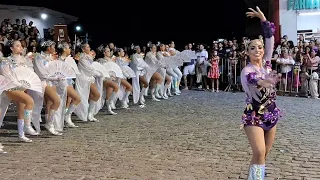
left=240, top=20, right=280, bottom=131
left=240, top=7, right=282, bottom=180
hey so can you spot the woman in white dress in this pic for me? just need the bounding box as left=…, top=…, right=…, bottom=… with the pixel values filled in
left=33, top=40, right=64, bottom=135
left=96, top=46, right=121, bottom=114
left=168, top=41, right=183, bottom=94
left=157, top=44, right=176, bottom=97
left=115, top=48, right=135, bottom=108
left=74, top=43, right=102, bottom=122
left=130, top=46, right=149, bottom=105
left=0, top=40, right=42, bottom=142
left=56, top=42, right=81, bottom=127
left=0, top=75, right=29, bottom=149
left=144, top=44, right=163, bottom=101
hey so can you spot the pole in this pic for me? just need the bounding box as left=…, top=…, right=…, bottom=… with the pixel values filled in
left=74, top=34, right=77, bottom=52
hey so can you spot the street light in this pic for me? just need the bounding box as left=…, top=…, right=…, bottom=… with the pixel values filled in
left=41, top=13, right=47, bottom=20
left=76, top=26, right=81, bottom=31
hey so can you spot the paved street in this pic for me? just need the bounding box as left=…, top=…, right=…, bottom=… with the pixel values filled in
left=0, top=90, right=319, bottom=180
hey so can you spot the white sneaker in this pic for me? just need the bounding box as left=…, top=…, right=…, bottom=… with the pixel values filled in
left=110, top=101, right=116, bottom=109
left=0, top=144, right=6, bottom=154
left=65, top=115, right=78, bottom=128
left=155, top=92, right=162, bottom=99
left=88, top=113, right=99, bottom=122
left=44, top=124, right=62, bottom=136
left=107, top=104, right=117, bottom=115
left=162, top=93, right=168, bottom=99
left=152, top=96, right=160, bottom=101
left=139, top=96, right=146, bottom=105
left=18, top=136, right=32, bottom=143
left=24, top=125, right=39, bottom=136
left=120, top=101, right=129, bottom=109
left=0, top=147, right=6, bottom=154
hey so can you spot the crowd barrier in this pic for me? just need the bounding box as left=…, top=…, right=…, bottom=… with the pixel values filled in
left=219, top=57, right=317, bottom=98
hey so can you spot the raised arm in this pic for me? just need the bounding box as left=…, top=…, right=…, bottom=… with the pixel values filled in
left=262, top=21, right=275, bottom=65
left=78, top=54, right=101, bottom=77
left=246, top=6, right=275, bottom=68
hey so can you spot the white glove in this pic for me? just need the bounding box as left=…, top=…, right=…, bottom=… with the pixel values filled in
left=58, top=79, right=68, bottom=87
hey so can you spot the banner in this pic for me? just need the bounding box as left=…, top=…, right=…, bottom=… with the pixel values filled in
left=54, top=25, right=69, bottom=42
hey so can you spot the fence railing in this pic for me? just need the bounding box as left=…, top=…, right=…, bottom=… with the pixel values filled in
left=219, top=57, right=318, bottom=98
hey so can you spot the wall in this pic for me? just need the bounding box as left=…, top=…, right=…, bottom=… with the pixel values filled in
left=297, top=14, right=320, bottom=32
left=279, top=0, right=298, bottom=45
left=0, top=5, right=78, bottom=38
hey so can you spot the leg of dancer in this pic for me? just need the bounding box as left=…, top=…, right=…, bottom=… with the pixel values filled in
left=44, top=86, right=62, bottom=135
left=6, top=90, right=34, bottom=142
left=87, top=83, right=100, bottom=122
left=104, top=79, right=119, bottom=114
left=120, top=79, right=132, bottom=108
left=244, top=126, right=276, bottom=179
left=166, top=68, right=178, bottom=96
left=64, top=84, right=81, bottom=127
left=139, top=75, right=148, bottom=105
left=150, top=72, right=163, bottom=101
left=163, top=74, right=171, bottom=99
left=183, top=64, right=195, bottom=90
left=22, top=89, right=39, bottom=136
left=173, top=67, right=182, bottom=94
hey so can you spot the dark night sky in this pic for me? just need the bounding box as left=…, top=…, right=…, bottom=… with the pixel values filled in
left=4, top=1, right=265, bottom=48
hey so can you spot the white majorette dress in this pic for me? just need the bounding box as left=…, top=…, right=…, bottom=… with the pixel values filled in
left=59, top=55, right=82, bottom=127
left=0, top=74, right=25, bottom=153
left=130, top=52, right=151, bottom=104
left=116, top=56, right=136, bottom=106
left=75, top=53, right=104, bottom=122
left=98, top=57, right=123, bottom=108
left=33, top=50, right=70, bottom=135
left=0, top=55, right=43, bottom=135
left=0, top=73, right=28, bottom=126
left=144, top=51, right=163, bottom=101
left=90, top=60, right=110, bottom=116
left=49, top=58, right=76, bottom=131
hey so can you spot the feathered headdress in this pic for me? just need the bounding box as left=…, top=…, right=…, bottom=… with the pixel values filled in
left=40, top=40, right=55, bottom=48
left=57, top=41, right=69, bottom=50
left=97, top=44, right=105, bottom=53
left=115, top=48, right=123, bottom=52
left=134, top=45, right=140, bottom=50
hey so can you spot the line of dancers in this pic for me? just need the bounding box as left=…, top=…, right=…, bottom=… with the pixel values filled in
left=0, top=39, right=195, bottom=154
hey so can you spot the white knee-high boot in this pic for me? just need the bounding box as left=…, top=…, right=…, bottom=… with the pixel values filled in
left=151, top=84, right=160, bottom=101
left=88, top=100, right=99, bottom=122
left=121, top=91, right=130, bottom=108
left=65, top=104, right=78, bottom=127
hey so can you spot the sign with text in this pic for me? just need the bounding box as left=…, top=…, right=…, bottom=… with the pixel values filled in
left=53, top=25, right=69, bottom=42
left=288, top=0, right=320, bottom=10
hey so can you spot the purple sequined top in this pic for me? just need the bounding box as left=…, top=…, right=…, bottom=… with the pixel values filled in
left=240, top=21, right=275, bottom=104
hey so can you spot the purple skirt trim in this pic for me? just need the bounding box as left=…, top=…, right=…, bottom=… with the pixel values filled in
left=241, top=105, right=281, bottom=131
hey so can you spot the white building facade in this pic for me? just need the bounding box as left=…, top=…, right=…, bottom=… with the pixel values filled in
left=0, top=4, right=78, bottom=38
left=279, top=0, right=320, bottom=44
